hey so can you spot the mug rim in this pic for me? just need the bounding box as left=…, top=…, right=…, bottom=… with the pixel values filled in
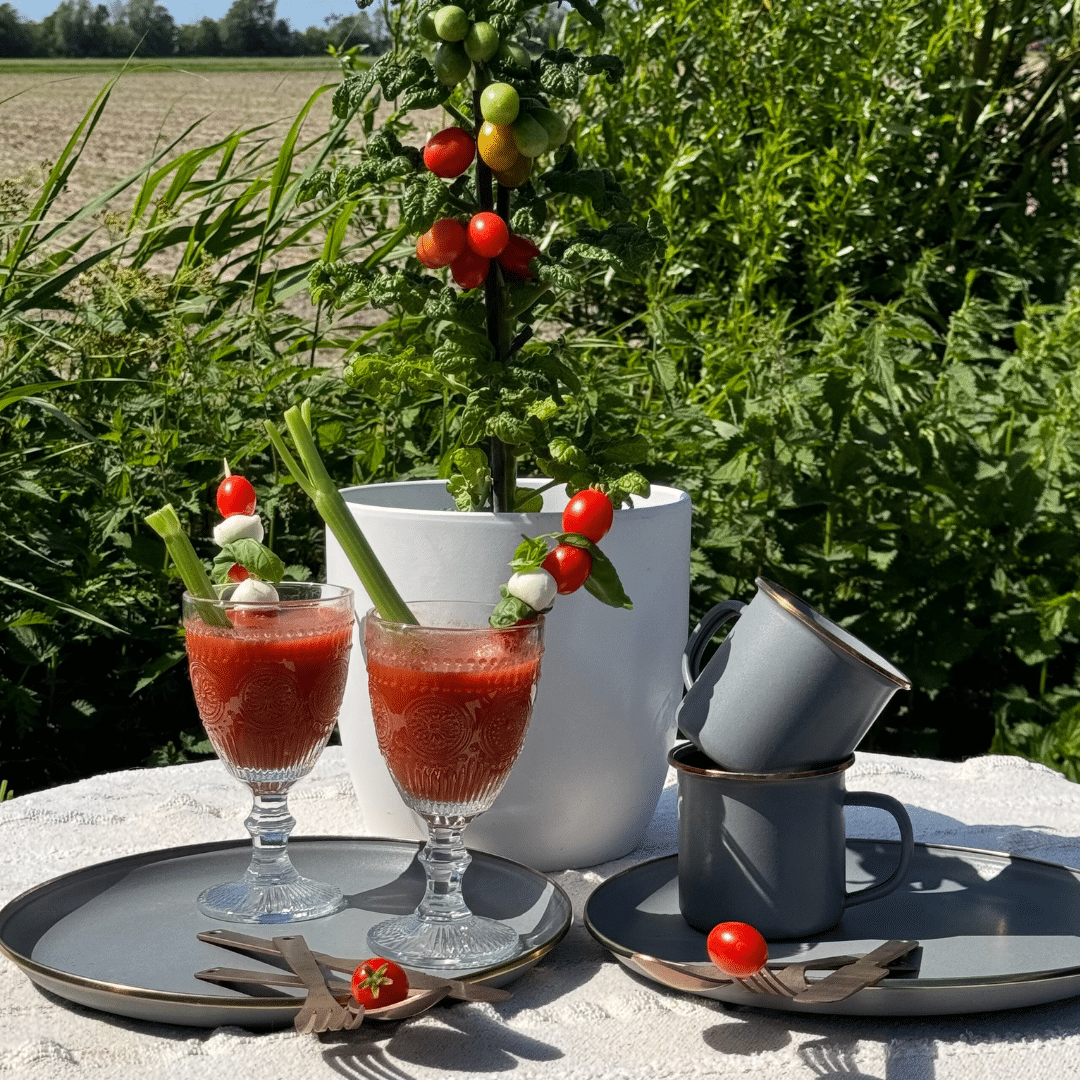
left=755, top=577, right=913, bottom=691
left=668, top=741, right=855, bottom=781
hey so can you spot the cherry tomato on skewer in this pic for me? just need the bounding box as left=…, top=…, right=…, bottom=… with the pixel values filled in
left=216, top=469, right=257, bottom=518
left=542, top=543, right=592, bottom=594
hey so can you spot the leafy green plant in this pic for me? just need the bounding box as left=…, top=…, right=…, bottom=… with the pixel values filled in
left=302, top=0, right=664, bottom=513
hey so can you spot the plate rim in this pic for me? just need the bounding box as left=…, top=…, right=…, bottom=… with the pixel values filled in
left=583, top=839, right=1080, bottom=997
left=0, top=834, right=573, bottom=1017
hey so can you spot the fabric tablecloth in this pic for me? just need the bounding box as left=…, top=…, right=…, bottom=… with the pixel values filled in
left=3, top=748, right=1080, bottom=1079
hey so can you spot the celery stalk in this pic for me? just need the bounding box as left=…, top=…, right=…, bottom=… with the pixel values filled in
left=265, top=404, right=417, bottom=625
left=145, top=504, right=231, bottom=628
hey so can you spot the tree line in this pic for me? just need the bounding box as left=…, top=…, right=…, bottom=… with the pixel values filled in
left=0, top=0, right=386, bottom=58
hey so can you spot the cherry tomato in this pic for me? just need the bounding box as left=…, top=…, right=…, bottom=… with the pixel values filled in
left=492, top=154, right=532, bottom=189
left=435, top=41, right=470, bottom=86
left=465, top=20, right=500, bottom=62
left=417, top=8, right=440, bottom=42
left=498, top=234, right=540, bottom=278
left=706, top=922, right=769, bottom=979
left=562, top=488, right=614, bottom=543
left=216, top=473, right=257, bottom=517
left=467, top=212, right=510, bottom=258
left=530, top=106, right=568, bottom=149
left=424, top=127, right=476, bottom=178
left=433, top=5, right=468, bottom=42
left=497, top=40, right=531, bottom=74
left=451, top=248, right=490, bottom=290
left=511, top=113, right=548, bottom=158
left=227, top=563, right=249, bottom=583
left=419, top=217, right=467, bottom=269
left=480, top=82, right=519, bottom=126
left=351, top=958, right=409, bottom=1009
left=542, top=543, right=592, bottom=594
left=477, top=121, right=520, bottom=171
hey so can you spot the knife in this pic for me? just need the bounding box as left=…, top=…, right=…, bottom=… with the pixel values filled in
left=792, top=939, right=919, bottom=1003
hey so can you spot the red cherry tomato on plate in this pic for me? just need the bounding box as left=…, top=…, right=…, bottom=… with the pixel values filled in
left=497, top=234, right=541, bottom=279
left=467, top=211, right=510, bottom=258
left=451, top=248, right=490, bottom=290
left=216, top=474, right=256, bottom=517
left=542, top=543, right=592, bottom=594
left=561, top=488, right=614, bottom=543
left=706, top=922, right=769, bottom=978
left=423, top=126, right=476, bottom=178
left=351, top=958, right=410, bottom=1009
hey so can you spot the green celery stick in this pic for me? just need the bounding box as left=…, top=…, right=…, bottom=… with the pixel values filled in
left=146, top=504, right=231, bottom=628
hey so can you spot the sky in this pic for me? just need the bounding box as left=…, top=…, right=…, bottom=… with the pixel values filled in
left=12, top=2, right=353, bottom=30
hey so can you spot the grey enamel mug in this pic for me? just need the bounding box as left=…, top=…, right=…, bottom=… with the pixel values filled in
left=672, top=743, right=914, bottom=939
left=677, top=577, right=912, bottom=772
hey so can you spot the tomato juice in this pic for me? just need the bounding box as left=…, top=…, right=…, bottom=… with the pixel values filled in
left=366, top=630, right=542, bottom=817
left=184, top=605, right=353, bottom=777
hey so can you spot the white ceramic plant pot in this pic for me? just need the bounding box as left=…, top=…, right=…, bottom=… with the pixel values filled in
left=325, top=479, right=691, bottom=871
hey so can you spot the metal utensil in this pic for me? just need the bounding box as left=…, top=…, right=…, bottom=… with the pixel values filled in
left=792, top=940, right=920, bottom=1004
left=273, top=935, right=364, bottom=1033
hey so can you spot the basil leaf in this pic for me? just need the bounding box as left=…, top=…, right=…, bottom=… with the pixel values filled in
left=490, top=594, right=538, bottom=628
left=511, top=535, right=549, bottom=572
left=212, top=539, right=284, bottom=585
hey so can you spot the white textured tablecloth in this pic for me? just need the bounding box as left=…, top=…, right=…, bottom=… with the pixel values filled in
left=4, top=749, right=1080, bottom=1079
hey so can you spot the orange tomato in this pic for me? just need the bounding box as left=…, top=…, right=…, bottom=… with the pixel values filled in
left=477, top=121, right=520, bottom=172
left=492, top=154, right=533, bottom=189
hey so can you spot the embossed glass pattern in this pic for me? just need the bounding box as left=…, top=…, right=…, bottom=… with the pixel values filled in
left=364, top=601, right=544, bottom=968
left=183, top=582, right=353, bottom=923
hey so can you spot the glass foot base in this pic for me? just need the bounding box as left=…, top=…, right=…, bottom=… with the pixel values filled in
left=197, top=877, right=345, bottom=924
left=367, top=913, right=519, bottom=969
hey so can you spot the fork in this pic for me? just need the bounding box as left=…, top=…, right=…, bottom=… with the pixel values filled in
left=274, top=935, right=364, bottom=1034
left=631, top=954, right=797, bottom=997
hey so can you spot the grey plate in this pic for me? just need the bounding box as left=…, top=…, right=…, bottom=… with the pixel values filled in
left=0, top=836, right=571, bottom=1029
left=585, top=840, right=1080, bottom=1016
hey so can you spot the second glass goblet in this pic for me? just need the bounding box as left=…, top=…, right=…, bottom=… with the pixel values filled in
left=183, top=581, right=354, bottom=923
left=363, top=601, right=545, bottom=968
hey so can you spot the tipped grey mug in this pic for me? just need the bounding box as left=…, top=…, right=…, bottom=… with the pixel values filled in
left=671, top=743, right=915, bottom=939
left=677, top=577, right=912, bottom=772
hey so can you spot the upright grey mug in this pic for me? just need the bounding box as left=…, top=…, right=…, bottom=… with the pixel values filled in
left=677, top=577, right=911, bottom=772
left=672, top=743, right=914, bottom=939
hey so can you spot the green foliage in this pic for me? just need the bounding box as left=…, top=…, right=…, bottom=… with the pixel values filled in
left=548, top=0, right=1080, bottom=767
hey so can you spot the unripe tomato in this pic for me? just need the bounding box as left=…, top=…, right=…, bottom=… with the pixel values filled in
left=542, top=543, right=592, bottom=594
left=435, top=41, right=471, bottom=85
left=417, top=8, right=440, bottom=41
left=424, top=127, right=475, bottom=178
left=497, top=39, right=531, bottom=74
left=467, top=211, right=510, bottom=258
left=477, top=121, right=519, bottom=171
left=511, top=113, right=548, bottom=158
left=562, top=488, right=614, bottom=543
left=492, top=154, right=532, bottom=189
left=451, top=248, right=490, bottom=290
left=498, top=233, right=541, bottom=279
left=529, top=106, right=568, bottom=149
left=707, top=922, right=769, bottom=979
left=464, top=20, right=499, bottom=62
left=480, top=82, right=519, bottom=126
left=419, top=217, right=467, bottom=268
left=433, top=5, right=469, bottom=42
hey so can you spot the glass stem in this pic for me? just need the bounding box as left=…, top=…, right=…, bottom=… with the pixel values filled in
left=416, top=816, right=474, bottom=924
left=243, top=791, right=300, bottom=886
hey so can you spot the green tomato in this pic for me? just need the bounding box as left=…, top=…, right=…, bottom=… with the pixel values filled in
left=480, top=82, right=520, bottom=126
left=464, top=20, right=500, bottom=62
left=417, top=9, right=440, bottom=42
left=512, top=113, right=548, bottom=158
left=497, top=40, right=531, bottom=74
left=435, top=41, right=471, bottom=86
left=529, top=106, right=568, bottom=149
left=434, top=5, right=470, bottom=42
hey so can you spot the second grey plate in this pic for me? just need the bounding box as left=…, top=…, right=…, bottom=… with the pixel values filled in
left=585, top=840, right=1080, bottom=1016
left=0, top=836, right=571, bottom=1029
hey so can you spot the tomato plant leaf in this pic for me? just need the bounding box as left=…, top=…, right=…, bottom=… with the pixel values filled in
left=447, top=448, right=491, bottom=511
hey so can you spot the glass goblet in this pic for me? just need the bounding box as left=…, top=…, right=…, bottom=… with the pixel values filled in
left=363, top=601, right=545, bottom=968
left=182, top=581, right=354, bottom=923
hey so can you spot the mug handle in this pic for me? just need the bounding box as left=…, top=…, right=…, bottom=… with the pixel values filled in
left=841, top=792, right=914, bottom=909
left=682, top=600, right=746, bottom=689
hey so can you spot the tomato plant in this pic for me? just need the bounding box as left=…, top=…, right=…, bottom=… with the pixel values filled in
left=451, top=248, right=490, bottom=290
left=468, top=212, right=510, bottom=259
left=216, top=473, right=256, bottom=517
left=542, top=543, right=592, bottom=594
left=706, top=922, right=769, bottom=978
left=351, top=958, right=410, bottom=1008
left=498, top=234, right=541, bottom=279
left=424, top=127, right=475, bottom=178
left=562, top=489, right=614, bottom=543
